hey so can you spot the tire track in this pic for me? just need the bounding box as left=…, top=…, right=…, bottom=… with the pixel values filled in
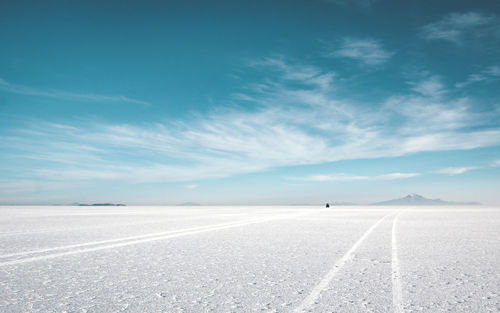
left=0, top=219, right=262, bottom=259
left=0, top=209, right=326, bottom=267
left=392, top=210, right=405, bottom=313
left=0, top=214, right=251, bottom=237
left=293, top=210, right=396, bottom=313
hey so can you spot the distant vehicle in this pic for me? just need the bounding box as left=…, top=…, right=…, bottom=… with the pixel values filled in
left=325, top=203, right=330, bottom=208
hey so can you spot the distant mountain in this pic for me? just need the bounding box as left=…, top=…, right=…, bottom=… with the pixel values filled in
left=371, top=194, right=481, bottom=206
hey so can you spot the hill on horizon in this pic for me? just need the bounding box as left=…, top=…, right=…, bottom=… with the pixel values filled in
left=370, top=194, right=481, bottom=206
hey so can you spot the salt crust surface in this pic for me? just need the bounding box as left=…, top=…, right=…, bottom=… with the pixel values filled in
left=0, top=206, right=498, bottom=312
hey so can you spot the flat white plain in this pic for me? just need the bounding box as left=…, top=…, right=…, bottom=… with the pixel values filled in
left=0, top=206, right=498, bottom=312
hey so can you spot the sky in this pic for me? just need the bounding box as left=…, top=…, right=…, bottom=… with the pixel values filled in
left=1, top=0, right=500, bottom=205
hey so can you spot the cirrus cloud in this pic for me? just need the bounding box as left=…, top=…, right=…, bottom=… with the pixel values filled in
left=2, top=58, right=500, bottom=185
left=421, top=12, right=499, bottom=44
left=328, top=37, right=393, bottom=65
left=434, top=167, right=479, bottom=175
left=290, top=172, right=420, bottom=182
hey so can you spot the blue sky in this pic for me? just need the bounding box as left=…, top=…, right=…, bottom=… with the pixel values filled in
left=1, top=0, right=500, bottom=205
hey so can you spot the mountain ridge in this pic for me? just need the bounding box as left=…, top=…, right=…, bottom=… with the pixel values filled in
left=370, top=194, right=481, bottom=206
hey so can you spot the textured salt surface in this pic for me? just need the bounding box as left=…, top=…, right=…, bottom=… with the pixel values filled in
left=0, top=206, right=498, bottom=312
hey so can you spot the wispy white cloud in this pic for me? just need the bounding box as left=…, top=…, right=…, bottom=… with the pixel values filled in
left=455, top=74, right=488, bottom=88
left=434, top=166, right=479, bottom=175
left=249, top=57, right=335, bottom=90
left=329, top=38, right=392, bottom=65
left=185, top=184, right=198, bottom=189
left=399, top=130, right=500, bottom=153
left=432, top=159, right=500, bottom=175
left=379, top=173, right=420, bottom=180
left=291, top=172, right=419, bottom=182
left=456, top=65, right=500, bottom=88
left=410, top=75, right=446, bottom=98
left=421, top=12, right=499, bottom=44
left=383, top=95, right=474, bottom=134
left=0, top=78, right=150, bottom=105
left=3, top=58, right=500, bottom=184
left=292, top=174, right=369, bottom=182
left=485, top=65, right=500, bottom=76
left=490, top=160, right=500, bottom=167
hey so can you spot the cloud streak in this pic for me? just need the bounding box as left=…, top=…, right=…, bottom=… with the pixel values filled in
left=434, top=167, right=478, bottom=175
left=0, top=78, right=150, bottom=105
left=456, top=65, right=500, bottom=88
left=329, top=38, right=392, bottom=65
left=410, top=75, right=446, bottom=98
left=290, top=172, right=420, bottom=182
left=421, top=12, right=499, bottom=44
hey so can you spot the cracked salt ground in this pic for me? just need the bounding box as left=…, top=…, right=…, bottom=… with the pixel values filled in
left=397, top=209, right=499, bottom=313
left=0, top=206, right=499, bottom=312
